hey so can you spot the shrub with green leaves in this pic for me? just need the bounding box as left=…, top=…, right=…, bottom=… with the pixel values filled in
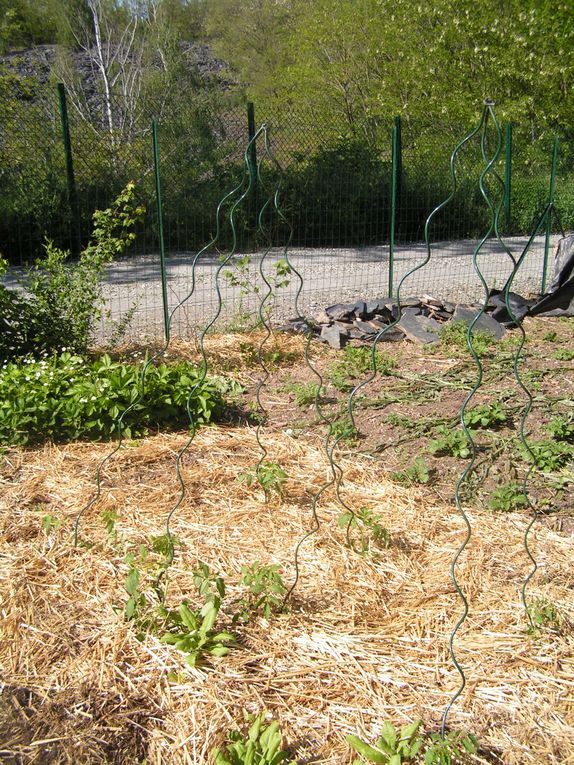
left=0, top=352, right=228, bottom=445
left=160, top=600, right=235, bottom=666
left=463, top=401, right=507, bottom=430
left=0, top=183, right=145, bottom=361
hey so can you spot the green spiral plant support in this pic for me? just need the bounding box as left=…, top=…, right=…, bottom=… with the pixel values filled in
left=161, top=129, right=264, bottom=578
left=499, top=189, right=565, bottom=633
left=74, top=129, right=255, bottom=598
left=254, top=131, right=343, bottom=604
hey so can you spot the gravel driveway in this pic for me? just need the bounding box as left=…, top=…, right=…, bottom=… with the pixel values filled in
left=96, top=233, right=561, bottom=342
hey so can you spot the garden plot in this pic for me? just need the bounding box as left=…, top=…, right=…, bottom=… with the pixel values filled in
left=1, top=318, right=573, bottom=765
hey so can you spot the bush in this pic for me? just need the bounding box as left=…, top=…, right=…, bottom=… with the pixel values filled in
left=0, top=183, right=145, bottom=362
left=0, top=353, right=228, bottom=445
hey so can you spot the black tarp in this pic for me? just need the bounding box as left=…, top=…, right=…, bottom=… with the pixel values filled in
left=488, top=234, right=574, bottom=325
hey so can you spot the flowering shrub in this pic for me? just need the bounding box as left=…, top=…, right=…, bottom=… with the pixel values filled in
left=0, top=353, right=229, bottom=445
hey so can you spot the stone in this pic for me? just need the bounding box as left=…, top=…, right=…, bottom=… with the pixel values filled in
left=320, top=324, right=348, bottom=349
left=397, top=313, right=442, bottom=344
left=452, top=305, right=506, bottom=339
left=325, top=303, right=356, bottom=321
left=353, top=319, right=378, bottom=335
left=352, top=300, right=368, bottom=319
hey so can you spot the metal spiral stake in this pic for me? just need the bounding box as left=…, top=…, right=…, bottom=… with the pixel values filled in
left=162, top=129, right=264, bottom=573
left=252, top=144, right=279, bottom=500
left=74, top=124, right=243, bottom=549
left=437, top=100, right=508, bottom=737
left=498, top=161, right=565, bottom=631
left=256, top=132, right=339, bottom=604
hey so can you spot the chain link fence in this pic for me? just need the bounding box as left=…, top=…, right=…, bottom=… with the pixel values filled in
left=1, top=77, right=571, bottom=342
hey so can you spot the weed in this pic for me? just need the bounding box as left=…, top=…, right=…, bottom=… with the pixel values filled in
left=284, top=381, right=324, bottom=407
left=439, top=320, right=496, bottom=357
left=101, top=509, right=119, bottom=542
left=424, top=731, right=479, bottom=764
left=160, top=600, right=235, bottom=666
left=234, top=562, right=286, bottom=623
left=193, top=561, right=226, bottom=605
left=463, top=401, right=507, bottom=429
left=339, top=506, right=391, bottom=553
left=519, top=438, right=573, bottom=472
left=543, top=330, right=557, bottom=342
left=124, top=566, right=146, bottom=621
left=554, top=348, right=574, bottom=361
left=547, top=413, right=574, bottom=443
left=212, top=712, right=296, bottom=765
left=488, top=481, right=528, bottom=512
left=41, top=514, right=61, bottom=534
left=527, top=597, right=563, bottom=635
left=330, top=415, right=361, bottom=445
left=327, top=345, right=397, bottom=391
left=392, top=456, right=431, bottom=485
left=240, top=461, right=288, bottom=501
left=428, top=425, right=472, bottom=458
left=347, top=720, right=423, bottom=764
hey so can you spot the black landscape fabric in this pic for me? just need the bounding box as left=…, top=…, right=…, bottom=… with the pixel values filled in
left=489, top=234, right=574, bottom=324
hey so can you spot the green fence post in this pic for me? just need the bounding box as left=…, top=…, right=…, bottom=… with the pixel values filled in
left=57, top=82, right=80, bottom=256
left=247, top=102, right=258, bottom=238
left=541, top=136, right=559, bottom=294
left=389, top=116, right=401, bottom=298
left=152, top=118, right=170, bottom=342
left=504, top=122, right=512, bottom=232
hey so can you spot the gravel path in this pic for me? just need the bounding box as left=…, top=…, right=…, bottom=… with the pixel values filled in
left=96, top=233, right=561, bottom=341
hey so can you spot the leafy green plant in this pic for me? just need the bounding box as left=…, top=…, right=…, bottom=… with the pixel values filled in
left=547, top=413, right=574, bottom=443
left=1, top=184, right=144, bottom=361
left=553, top=348, right=574, bottom=361
left=234, top=562, right=287, bottom=623
left=223, top=257, right=291, bottom=330
left=488, top=481, right=528, bottom=512
left=41, top=514, right=61, bottom=535
left=193, top=561, right=226, bottom=605
left=347, top=720, right=423, bottom=764
left=463, top=401, right=507, bottom=429
left=392, top=456, right=431, bottom=486
left=327, top=345, right=397, bottom=391
left=527, top=597, right=563, bottom=635
left=212, top=712, right=296, bottom=765
left=339, top=506, right=391, bottom=553
left=330, top=415, right=360, bottom=445
left=284, top=381, right=324, bottom=407
left=519, top=438, right=573, bottom=472
left=0, top=353, right=227, bottom=445
left=439, top=320, right=495, bottom=357
left=424, top=731, right=478, bottom=764
left=124, top=566, right=146, bottom=621
left=428, top=425, right=472, bottom=458
left=160, top=600, right=235, bottom=666
left=543, top=331, right=557, bottom=342
left=101, top=509, right=119, bottom=542
left=240, top=461, right=288, bottom=501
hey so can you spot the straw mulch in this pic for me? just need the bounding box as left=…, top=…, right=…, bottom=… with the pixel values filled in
left=1, top=427, right=573, bottom=764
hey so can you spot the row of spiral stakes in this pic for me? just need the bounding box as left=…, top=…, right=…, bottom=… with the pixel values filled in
left=73, top=103, right=552, bottom=744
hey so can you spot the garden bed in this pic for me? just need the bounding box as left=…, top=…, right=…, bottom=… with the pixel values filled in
left=1, top=319, right=573, bottom=765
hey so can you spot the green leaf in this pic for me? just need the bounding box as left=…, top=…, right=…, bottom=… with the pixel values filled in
left=125, top=568, right=139, bottom=596
left=347, top=735, right=389, bottom=763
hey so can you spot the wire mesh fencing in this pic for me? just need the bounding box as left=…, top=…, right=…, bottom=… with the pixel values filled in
left=0, top=79, right=571, bottom=343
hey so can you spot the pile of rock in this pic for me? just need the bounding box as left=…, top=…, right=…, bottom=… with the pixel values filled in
left=283, top=296, right=506, bottom=348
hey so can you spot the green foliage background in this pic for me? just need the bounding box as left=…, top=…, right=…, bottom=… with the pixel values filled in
left=0, top=0, right=573, bottom=264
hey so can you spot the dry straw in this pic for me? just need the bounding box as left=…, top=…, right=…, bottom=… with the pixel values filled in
left=1, top=425, right=573, bottom=764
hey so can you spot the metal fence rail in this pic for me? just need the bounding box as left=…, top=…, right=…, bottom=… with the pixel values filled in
left=0, top=78, right=570, bottom=342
